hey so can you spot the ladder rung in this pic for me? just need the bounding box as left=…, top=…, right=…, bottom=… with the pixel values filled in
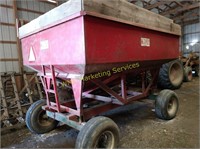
left=46, top=89, right=55, bottom=94
left=43, top=75, right=53, bottom=79
left=5, top=82, right=12, bottom=84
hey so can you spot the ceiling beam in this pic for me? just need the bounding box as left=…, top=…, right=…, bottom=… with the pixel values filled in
left=144, top=1, right=169, bottom=10
left=128, top=0, right=199, bottom=26
left=176, top=17, right=199, bottom=24
left=160, top=2, right=200, bottom=15
left=173, top=12, right=199, bottom=21
left=173, top=1, right=184, bottom=7
left=164, top=4, right=172, bottom=10
left=180, top=19, right=199, bottom=26
left=171, top=8, right=196, bottom=19
left=128, top=0, right=137, bottom=4
left=38, top=0, right=58, bottom=6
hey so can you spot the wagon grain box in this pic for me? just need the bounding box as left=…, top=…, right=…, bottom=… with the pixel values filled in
left=19, top=0, right=181, bottom=148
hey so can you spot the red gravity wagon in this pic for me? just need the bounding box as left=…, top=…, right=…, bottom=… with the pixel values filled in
left=19, top=0, right=181, bottom=148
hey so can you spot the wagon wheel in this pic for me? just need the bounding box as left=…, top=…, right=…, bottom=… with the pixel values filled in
left=75, top=116, right=120, bottom=149
left=158, top=60, right=184, bottom=89
left=194, top=66, right=199, bottom=77
left=155, top=89, right=179, bottom=120
left=184, top=66, right=193, bottom=82
left=26, top=100, right=59, bottom=134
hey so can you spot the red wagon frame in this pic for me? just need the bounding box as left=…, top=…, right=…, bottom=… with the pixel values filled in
left=39, top=64, right=160, bottom=130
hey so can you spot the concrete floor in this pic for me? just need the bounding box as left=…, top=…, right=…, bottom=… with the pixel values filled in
left=1, top=77, right=199, bottom=148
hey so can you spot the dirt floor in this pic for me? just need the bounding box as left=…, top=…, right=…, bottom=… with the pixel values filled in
left=1, top=77, right=199, bottom=148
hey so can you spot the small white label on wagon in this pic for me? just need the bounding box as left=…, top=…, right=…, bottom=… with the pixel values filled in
left=40, top=40, right=49, bottom=50
left=141, top=38, right=150, bottom=47
left=29, top=47, right=36, bottom=61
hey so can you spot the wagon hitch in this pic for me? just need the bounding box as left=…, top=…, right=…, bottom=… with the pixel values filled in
left=45, top=110, right=84, bottom=130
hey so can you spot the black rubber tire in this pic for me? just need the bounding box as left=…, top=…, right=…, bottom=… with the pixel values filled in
left=26, top=100, right=59, bottom=134
left=155, top=89, right=179, bottom=120
left=158, top=60, right=184, bottom=89
left=194, top=66, right=199, bottom=77
left=75, top=116, right=120, bottom=149
left=184, top=66, right=193, bottom=82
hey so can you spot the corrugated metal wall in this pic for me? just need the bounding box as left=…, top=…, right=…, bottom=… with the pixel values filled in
left=183, top=22, right=200, bottom=54
left=0, top=0, right=56, bottom=73
left=0, top=0, right=19, bottom=73
left=17, top=0, right=55, bottom=22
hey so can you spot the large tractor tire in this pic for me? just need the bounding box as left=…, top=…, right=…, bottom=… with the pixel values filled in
left=158, top=60, right=184, bottom=89
left=155, top=89, right=179, bottom=120
left=76, top=116, right=119, bottom=149
left=26, top=100, right=59, bottom=134
left=184, top=66, right=193, bottom=82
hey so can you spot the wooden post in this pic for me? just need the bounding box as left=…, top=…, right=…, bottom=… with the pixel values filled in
left=11, top=74, right=23, bottom=116
left=13, top=0, right=23, bottom=73
left=0, top=76, right=9, bottom=119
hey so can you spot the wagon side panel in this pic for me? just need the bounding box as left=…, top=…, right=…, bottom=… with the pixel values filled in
left=84, top=15, right=180, bottom=65
left=21, top=17, right=86, bottom=74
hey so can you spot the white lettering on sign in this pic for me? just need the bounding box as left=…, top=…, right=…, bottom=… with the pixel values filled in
left=141, top=38, right=150, bottom=47
left=29, top=47, right=36, bottom=61
left=40, top=40, right=49, bottom=50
